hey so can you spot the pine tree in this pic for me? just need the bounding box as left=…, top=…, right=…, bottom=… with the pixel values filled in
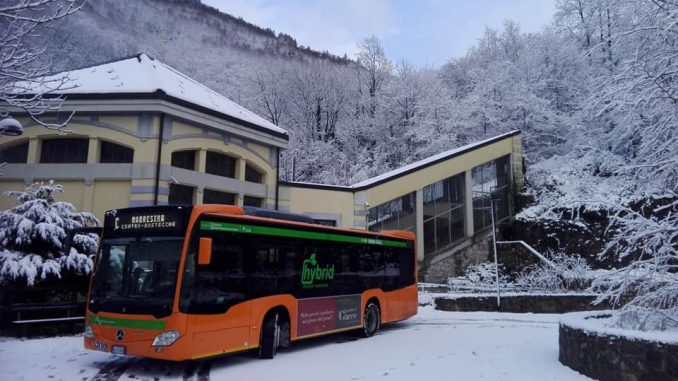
left=0, top=181, right=99, bottom=286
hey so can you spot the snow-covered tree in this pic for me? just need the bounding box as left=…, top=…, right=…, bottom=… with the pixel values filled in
left=593, top=195, right=678, bottom=331
left=0, top=181, right=99, bottom=286
left=0, top=0, right=84, bottom=129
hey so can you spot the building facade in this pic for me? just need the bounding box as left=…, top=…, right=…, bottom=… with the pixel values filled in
left=279, top=131, right=523, bottom=261
left=0, top=54, right=287, bottom=218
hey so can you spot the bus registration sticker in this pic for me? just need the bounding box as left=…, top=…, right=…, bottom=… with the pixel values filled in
left=297, top=295, right=361, bottom=337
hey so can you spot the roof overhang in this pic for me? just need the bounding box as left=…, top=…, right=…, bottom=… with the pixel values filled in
left=5, top=91, right=289, bottom=149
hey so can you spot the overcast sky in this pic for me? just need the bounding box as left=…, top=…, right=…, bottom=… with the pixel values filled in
left=203, top=0, right=557, bottom=67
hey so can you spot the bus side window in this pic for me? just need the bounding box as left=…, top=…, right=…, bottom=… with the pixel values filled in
left=277, top=239, right=299, bottom=296
left=359, top=247, right=383, bottom=290
left=383, top=248, right=401, bottom=291
left=398, top=247, right=415, bottom=287
left=251, top=242, right=278, bottom=297
left=333, top=244, right=358, bottom=295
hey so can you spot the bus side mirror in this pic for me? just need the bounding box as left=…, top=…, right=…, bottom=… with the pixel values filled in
left=198, top=237, right=212, bottom=265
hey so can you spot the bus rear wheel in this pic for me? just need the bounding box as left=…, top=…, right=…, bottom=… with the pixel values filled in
left=363, top=302, right=380, bottom=337
left=259, top=312, right=281, bottom=359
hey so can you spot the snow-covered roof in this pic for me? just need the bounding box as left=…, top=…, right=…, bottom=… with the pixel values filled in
left=281, top=131, right=520, bottom=191
left=351, top=130, right=520, bottom=189
left=34, top=53, right=287, bottom=137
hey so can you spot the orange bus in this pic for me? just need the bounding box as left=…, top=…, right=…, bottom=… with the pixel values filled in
left=83, top=204, right=417, bottom=360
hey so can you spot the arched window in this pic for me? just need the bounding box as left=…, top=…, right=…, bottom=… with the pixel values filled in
left=171, top=150, right=196, bottom=170
left=100, top=141, right=133, bottom=163
left=0, top=141, right=28, bottom=163
left=245, top=163, right=264, bottom=183
left=40, top=138, right=88, bottom=163
left=205, top=151, right=235, bottom=178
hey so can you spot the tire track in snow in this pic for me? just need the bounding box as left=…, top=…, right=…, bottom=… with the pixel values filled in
left=182, top=360, right=212, bottom=381
left=90, top=357, right=136, bottom=381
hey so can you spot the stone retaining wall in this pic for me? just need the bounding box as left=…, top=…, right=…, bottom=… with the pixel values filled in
left=559, top=316, right=678, bottom=381
left=435, top=294, right=609, bottom=313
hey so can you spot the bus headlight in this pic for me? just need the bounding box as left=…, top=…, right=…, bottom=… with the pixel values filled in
left=84, top=325, right=94, bottom=339
left=152, top=330, right=180, bottom=347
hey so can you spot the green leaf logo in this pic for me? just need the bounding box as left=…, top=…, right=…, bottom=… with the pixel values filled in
left=309, top=253, right=317, bottom=266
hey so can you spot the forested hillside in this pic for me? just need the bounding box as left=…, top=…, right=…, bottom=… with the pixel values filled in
left=43, top=0, right=676, bottom=205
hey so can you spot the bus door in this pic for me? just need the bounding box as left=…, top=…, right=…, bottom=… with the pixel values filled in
left=182, top=230, right=251, bottom=357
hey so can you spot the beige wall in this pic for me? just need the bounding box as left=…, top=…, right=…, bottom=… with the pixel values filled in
left=0, top=111, right=284, bottom=221
left=283, top=186, right=355, bottom=228
left=364, top=137, right=517, bottom=207
left=283, top=133, right=523, bottom=232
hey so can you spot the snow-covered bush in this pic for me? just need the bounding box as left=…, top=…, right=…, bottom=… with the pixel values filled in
left=515, top=251, right=592, bottom=292
left=450, top=252, right=593, bottom=293
left=448, top=262, right=510, bottom=292
left=593, top=196, right=678, bottom=332
left=0, top=181, right=99, bottom=286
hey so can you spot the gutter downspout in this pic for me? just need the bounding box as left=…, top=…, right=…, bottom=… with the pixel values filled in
left=154, top=113, right=165, bottom=206
left=275, top=147, right=280, bottom=210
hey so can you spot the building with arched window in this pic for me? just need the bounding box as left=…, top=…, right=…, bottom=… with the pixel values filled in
left=0, top=54, right=286, bottom=218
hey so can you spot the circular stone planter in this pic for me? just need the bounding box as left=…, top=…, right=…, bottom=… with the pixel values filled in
left=559, top=311, right=678, bottom=381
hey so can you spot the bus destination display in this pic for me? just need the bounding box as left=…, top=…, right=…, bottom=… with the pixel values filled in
left=106, top=208, right=184, bottom=233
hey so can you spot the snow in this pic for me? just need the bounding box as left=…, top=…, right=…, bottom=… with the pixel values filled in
left=351, top=131, right=520, bottom=189
left=28, top=53, right=287, bottom=136
left=0, top=307, right=591, bottom=380
left=560, top=311, right=678, bottom=346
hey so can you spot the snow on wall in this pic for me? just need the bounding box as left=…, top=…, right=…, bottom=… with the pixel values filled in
left=560, top=311, right=678, bottom=345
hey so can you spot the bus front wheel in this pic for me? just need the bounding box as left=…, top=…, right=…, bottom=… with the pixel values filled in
left=363, top=302, right=380, bottom=337
left=259, top=312, right=281, bottom=359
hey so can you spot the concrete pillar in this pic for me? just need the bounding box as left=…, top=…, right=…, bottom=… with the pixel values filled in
left=416, top=188, right=425, bottom=262
left=237, top=157, right=247, bottom=181
left=196, top=149, right=207, bottom=173
left=27, top=138, right=39, bottom=164
left=464, top=170, right=474, bottom=237
left=87, top=137, right=99, bottom=164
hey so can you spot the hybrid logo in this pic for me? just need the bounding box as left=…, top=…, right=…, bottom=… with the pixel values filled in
left=301, top=253, right=334, bottom=288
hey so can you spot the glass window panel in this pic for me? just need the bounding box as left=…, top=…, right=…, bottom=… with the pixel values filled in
left=206, top=152, right=235, bottom=178
left=0, top=141, right=28, bottom=163
left=367, top=193, right=415, bottom=232
left=171, top=150, right=196, bottom=170
left=245, top=164, right=263, bottom=183
left=243, top=196, right=263, bottom=207
left=168, top=184, right=194, bottom=205
left=100, top=141, right=133, bottom=163
left=40, top=138, right=88, bottom=163
left=203, top=189, right=236, bottom=205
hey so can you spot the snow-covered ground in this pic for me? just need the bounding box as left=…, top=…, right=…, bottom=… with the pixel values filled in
left=0, top=306, right=591, bottom=381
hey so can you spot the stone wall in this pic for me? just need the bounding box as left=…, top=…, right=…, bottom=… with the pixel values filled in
left=419, top=231, right=493, bottom=283
left=560, top=319, right=678, bottom=381
left=435, top=294, right=609, bottom=313
left=419, top=228, right=544, bottom=283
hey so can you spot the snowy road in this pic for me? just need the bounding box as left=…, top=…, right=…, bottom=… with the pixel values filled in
left=0, top=307, right=591, bottom=381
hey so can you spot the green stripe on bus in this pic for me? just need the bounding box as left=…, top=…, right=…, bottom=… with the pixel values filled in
left=89, top=315, right=166, bottom=330
left=200, top=221, right=408, bottom=248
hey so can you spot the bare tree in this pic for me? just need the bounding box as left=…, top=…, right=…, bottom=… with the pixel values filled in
left=1, top=0, right=85, bottom=130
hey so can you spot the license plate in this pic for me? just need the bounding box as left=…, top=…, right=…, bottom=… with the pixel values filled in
left=94, top=341, right=107, bottom=351
left=111, top=345, right=126, bottom=355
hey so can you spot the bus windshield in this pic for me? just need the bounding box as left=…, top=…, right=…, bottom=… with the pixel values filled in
left=89, top=235, right=184, bottom=318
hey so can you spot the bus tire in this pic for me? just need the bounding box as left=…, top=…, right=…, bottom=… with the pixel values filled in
left=259, top=312, right=281, bottom=359
left=363, top=302, right=380, bottom=338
